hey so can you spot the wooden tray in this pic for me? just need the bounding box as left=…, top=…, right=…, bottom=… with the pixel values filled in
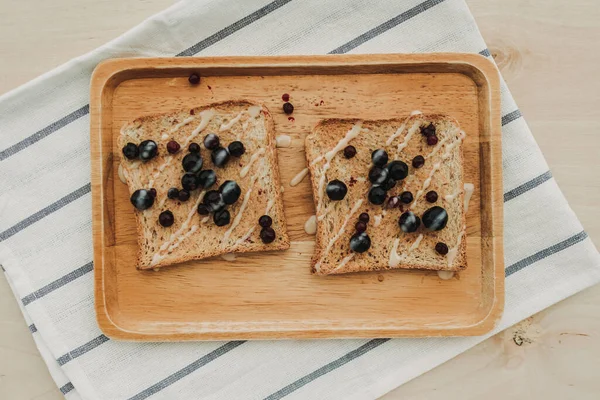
left=90, top=54, right=503, bottom=341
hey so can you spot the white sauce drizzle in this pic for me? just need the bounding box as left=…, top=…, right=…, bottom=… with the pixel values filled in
left=235, top=199, right=275, bottom=245
left=247, top=105, right=262, bottom=117
left=240, top=148, right=265, bottom=178
left=161, top=133, right=169, bottom=140
left=129, top=160, right=142, bottom=169
left=410, top=110, right=423, bottom=116
left=463, top=183, right=475, bottom=213
left=444, top=188, right=462, bottom=202
left=170, top=116, right=196, bottom=133
left=118, top=164, right=127, bottom=184
left=219, top=105, right=262, bottom=132
left=314, top=199, right=363, bottom=271
left=332, top=253, right=355, bottom=273
left=150, top=191, right=206, bottom=267
left=373, top=209, right=388, bottom=228
left=385, top=112, right=420, bottom=146
left=388, top=234, right=424, bottom=267
left=222, top=173, right=259, bottom=244
left=290, top=168, right=309, bottom=186
left=221, top=253, right=237, bottom=261
left=276, top=135, right=291, bottom=148
left=438, top=270, right=455, bottom=280
left=304, top=215, right=317, bottom=235
left=397, top=121, right=422, bottom=153
left=447, top=226, right=464, bottom=267
left=424, top=135, right=451, bottom=159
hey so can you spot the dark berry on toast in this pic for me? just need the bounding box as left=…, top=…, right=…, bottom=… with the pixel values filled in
left=260, top=227, right=276, bottom=243
left=371, top=149, right=388, bottom=167
left=368, top=166, right=388, bottom=185
left=343, top=145, right=356, bottom=159
left=182, top=152, right=203, bottom=173
left=198, top=169, right=216, bottom=189
left=122, top=143, right=139, bottom=159
left=420, top=123, right=436, bottom=136
left=425, top=191, right=438, bottom=203
left=178, top=190, right=190, bottom=202
left=422, top=206, right=448, bottom=231
left=130, top=189, right=154, bottom=210
left=386, top=160, right=409, bottom=180
left=166, top=140, right=180, bottom=154
left=382, top=178, right=396, bottom=191
left=283, top=102, right=294, bottom=114
left=359, top=212, right=370, bottom=223
left=259, top=215, right=272, bottom=228
left=368, top=186, right=386, bottom=205
left=158, top=210, right=174, bottom=227
left=213, top=209, right=231, bottom=226
left=399, top=211, right=420, bottom=233
left=181, top=172, right=200, bottom=191
left=426, top=135, right=438, bottom=146
left=197, top=204, right=210, bottom=215
left=387, top=196, right=400, bottom=209
left=204, top=190, right=225, bottom=212
left=228, top=141, right=245, bottom=157
left=167, top=188, right=179, bottom=199
left=203, top=133, right=220, bottom=150
left=139, top=140, right=158, bottom=161
left=188, top=73, right=200, bottom=85
left=282, top=93, right=290, bottom=102
left=219, top=180, right=241, bottom=204
left=326, top=180, right=347, bottom=200
left=211, top=146, right=230, bottom=167
left=350, top=232, right=371, bottom=253
left=399, top=191, right=413, bottom=204
left=435, top=242, right=449, bottom=255
left=412, top=155, right=425, bottom=168
left=355, top=221, right=367, bottom=233
left=149, top=188, right=157, bottom=198
left=188, top=142, right=201, bottom=153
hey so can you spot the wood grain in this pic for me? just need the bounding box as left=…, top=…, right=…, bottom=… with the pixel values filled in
left=1, top=1, right=599, bottom=399
left=90, top=54, right=503, bottom=340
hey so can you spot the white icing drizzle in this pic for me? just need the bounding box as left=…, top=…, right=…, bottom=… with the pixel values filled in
left=385, top=113, right=420, bottom=146
left=388, top=234, right=424, bottom=267
left=150, top=191, right=206, bottom=267
left=235, top=199, right=275, bottom=245
left=221, top=253, right=237, bottom=261
left=222, top=173, right=259, bottom=244
left=220, top=111, right=244, bottom=131
left=317, top=203, right=333, bottom=222
left=410, top=110, right=422, bottom=116
left=147, top=109, right=215, bottom=188
left=201, top=216, right=210, bottom=223
left=247, top=105, right=262, bottom=117
left=438, top=270, right=455, bottom=280
left=240, top=148, right=265, bottom=178
left=315, top=122, right=364, bottom=214
left=397, top=121, right=422, bottom=153
left=304, top=215, right=317, bottom=235
left=276, top=135, right=291, bottom=148
left=161, top=133, right=169, bottom=140
left=170, top=116, right=196, bottom=133
left=332, top=253, right=355, bottom=273
left=463, top=183, right=475, bottom=212
left=424, top=135, right=451, bottom=159
left=314, top=199, right=363, bottom=271
left=447, top=226, right=465, bottom=267
left=444, top=188, right=462, bottom=202
left=373, top=209, right=387, bottom=227
left=129, top=160, right=142, bottom=169
left=118, top=164, right=127, bottom=184
left=290, top=168, right=309, bottom=187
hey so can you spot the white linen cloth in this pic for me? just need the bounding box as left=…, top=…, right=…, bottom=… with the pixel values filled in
left=1, top=0, right=599, bottom=399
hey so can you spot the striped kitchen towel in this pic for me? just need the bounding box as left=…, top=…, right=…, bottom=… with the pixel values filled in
left=1, top=0, right=599, bottom=399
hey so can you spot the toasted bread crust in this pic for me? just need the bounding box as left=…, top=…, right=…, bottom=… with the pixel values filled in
left=305, top=114, right=468, bottom=275
left=119, top=100, right=289, bottom=270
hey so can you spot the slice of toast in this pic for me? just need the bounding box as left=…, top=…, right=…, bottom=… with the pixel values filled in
left=305, top=114, right=468, bottom=275
left=119, top=100, right=289, bottom=270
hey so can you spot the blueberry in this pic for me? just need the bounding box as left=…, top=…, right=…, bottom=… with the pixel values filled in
left=386, top=160, right=409, bottom=180
left=211, top=146, right=230, bottom=167
left=422, top=206, right=448, bottom=231
left=188, top=143, right=201, bottom=153
left=167, top=188, right=179, bottom=199
left=425, top=190, right=438, bottom=203
left=435, top=242, right=449, bottom=255
left=203, top=134, right=220, bottom=150
left=350, top=232, right=371, bottom=253
left=122, top=143, right=139, bottom=159
left=139, top=140, right=158, bottom=161
left=368, top=166, right=388, bottom=185
left=181, top=172, right=200, bottom=191
left=371, top=149, right=388, bottom=167
left=359, top=212, right=370, bottom=223
left=368, top=186, right=387, bottom=205
left=197, top=204, right=210, bottom=215
left=283, top=102, right=294, bottom=114
left=182, top=152, right=203, bottom=173
left=420, top=123, right=436, bottom=136
left=213, top=209, right=231, bottom=226
left=326, top=180, right=347, bottom=201
left=228, top=141, right=245, bottom=157
left=203, top=190, right=225, bottom=212
left=387, top=196, right=400, bottom=209
left=343, top=145, right=356, bottom=159
left=198, top=169, right=216, bottom=189
left=260, top=227, right=276, bottom=243
left=130, top=189, right=154, bottom=210
left=158, top=210, right=174, bottom=227
left=188, top=73, right=200, bottom=85
left=219, top=180, right=241, bottom=204
left=166, top=140, right=180, bottom=154
left=259, top=215, right=272, bottom=228
left=178, top=190, right=190, bottom=202
left=399, top=191, right=413, bottom=204
left=412, top=155, right=425, bottom=168
left=149, top=188, right=157, bottom=198
left=399, top=211, right=420, bottom=233
left=355, top=221, right=367, bottom=233
left=427, top=135, right=439, bottom=146
left=382, top=178, right=396, bottom=191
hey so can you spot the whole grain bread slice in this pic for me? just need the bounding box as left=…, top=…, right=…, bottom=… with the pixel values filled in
left=119, top=100, right=289, bottom=270
left=305, top=114, right=469, bottom=275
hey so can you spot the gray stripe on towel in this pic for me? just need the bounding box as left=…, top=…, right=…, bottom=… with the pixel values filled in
left=21, top=262, right=93, bottom=306
left=502, top=109, right=522, bottom=126
left=60, top=382, right=75, bottom=395
left=57, top=334, right=110, bottom=366
left=504, top=171, right=553, bottom=202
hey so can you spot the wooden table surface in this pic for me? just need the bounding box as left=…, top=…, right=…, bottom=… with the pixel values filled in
left=0, top=1, right=598, bottom=399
